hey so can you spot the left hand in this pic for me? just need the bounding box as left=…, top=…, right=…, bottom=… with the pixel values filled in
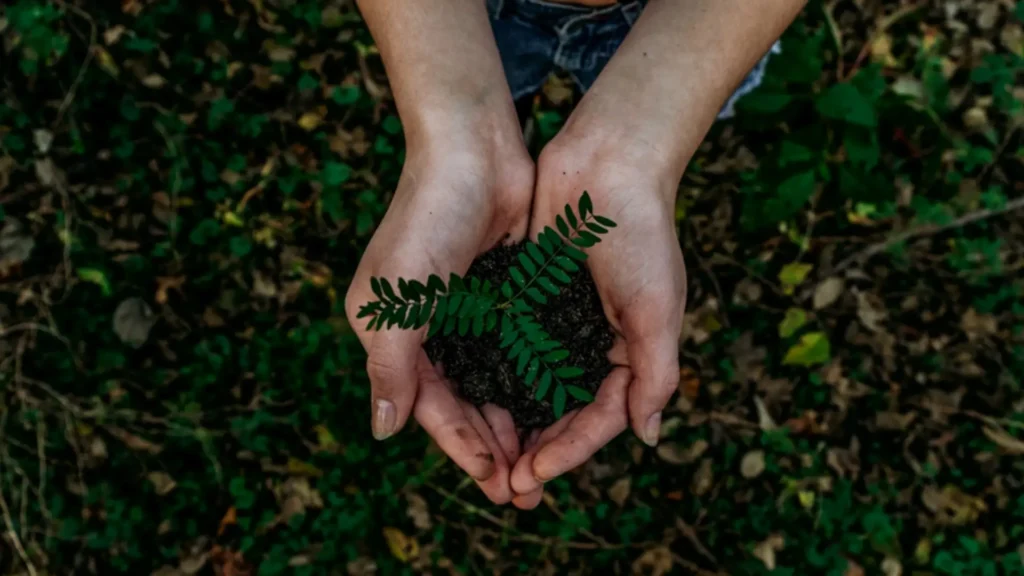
left=508, top=127, right=688, bottom=509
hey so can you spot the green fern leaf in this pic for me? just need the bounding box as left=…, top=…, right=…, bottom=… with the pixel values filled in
left=511, top=299, right=532, bottom=314
left=509, top=267, right=526, bottom=288
left=526, top=242, right=545, bottom=265
left=371, top=277, right=383, bottom=300
left=356, top=303, right=378, bottom=319
left=501, top=281, right=513, bottom=298
left=526, top=288, right=547, bottom=305
left=458, top=316, right=470, bottom=336
left=449, top=273, right=466, bottom=293
left=553, top=385, right=567, bottom=418
left=366, top=315, right=378, bottom=331
left=537, top=276, right=559, bottom=295
left=381, top=279, right=399, bottom=303
left=542, top=349, right=570, bottom=363
left=515, top=348, right=531, bottom=375
left=472, top=314, right=483, bottom=337
left=563, top=245, right=588, bottom=262
left=427, top=315, right=443, bottom=337
left=443, top=315, right=457, bottom=335
left=499, top=328, right=517, bottom=349
left=427, top=274, right=446, bottom=294
left=458, top=295, right=476, bottom=318
left=485, top=310, right=498, bottom=331
left=594, top=215, right=617, bottom=228
left=435, top=296, right=449, bottom=321
left=535, top=371, right=553, bottom=400
left=556, top=215, right=570, bottom=238
left=508, top=338, right=525, bottom=360
left=564, top=204, right=578, bottom=229
left=409, top=279, right=427, bottom=297
left=585, top=222, right=607, bottom=235
left=555, top=366, right=584, bottom=379
left=447, top=293, right=463, bottom=315
left=525, top=358, right=540, bottom=385
left=403, top=303, right=420, bottom=329
left=417, top=293, right=434, bottom=327
left=398, top=278, right=415, bottom=300
left=549, top=267, right=571, bottom=284
left=554, top=256, right=579, bottom=273
left=518, top=252, right=537, bottom=276
left=578, top=191, right=593, bottom=218
left=566, top=385, right=594, bottom=402
left=481, top=279, right=492, bottom=296
left=534, top=340, right=561, bottom=352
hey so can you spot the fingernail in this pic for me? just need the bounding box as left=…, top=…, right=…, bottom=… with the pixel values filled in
left=372, top=399, right=396, bottom=440
left=642, top=412, right=661, bottom=447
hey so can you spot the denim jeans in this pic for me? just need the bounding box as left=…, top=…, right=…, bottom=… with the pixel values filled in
left=486, top=0, right=780, bottom=119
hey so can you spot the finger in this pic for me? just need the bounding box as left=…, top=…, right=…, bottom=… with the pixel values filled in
left=510, top=411, right=579, bottom=495
left=608, top=335, right=629, bottom=366
left=460, top=401, right=514, bottom=505
left=531, top=367, right=631, bottom=482
left=624, top=325, right=680, bottom=448
left=512, top=489, right=544, bottom=510
left=413, top=354, right=496, bottom=481
left=366, top=330, right=423, bottom=440
left=481, top=404, right=520, bottom=463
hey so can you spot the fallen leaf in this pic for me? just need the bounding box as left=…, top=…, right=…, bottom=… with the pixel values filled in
left=797, top=489, right=815, bottom=509
left=678, top=366, right=700, bottom=400
left=104, top=25, right=127, bottom=45
left=881, top=557, right=903, bottom=576
left=813, top=277, right=844, bottom=310
left=0, top=219, right=34, bottom=269
left=753, top=395, right=778, bottom=431
left=982, top=426, right=1024, bottom=454
left=155, top=276, right=186, bottom=304
left=631, top=546, right=673, bottom=576
left=783, top=332, right=831, bottom=367
left=218, top=507, right=237, bottom=536
left=142, top=74, right=167, bottom=88
left=382, top=527, right=419, bottom=563
left=690, top=458, right=714, bottom=496
left=286, top=457, right=323, bottom=477
left=113, top=297, right=158, bottom=348
left=406, top=492, right=432, bottom=530
left=94, top=46, right=120, bottom=77
left=844, top=558, right=865, bottom=576
left=314, top=424, right=339, bottom=452
left=148, top=471, right=177, bottom=495
left=657, top=440, right=708, bottom=465
left=297, top=111, right=323, bottom=131
left=108, top=426, right=162, bottom=454
left=855, top=291, right=887, bottom=333
left=608, top=476, right=631, bottom=507
left=740, top=450, right=766, bottom=479
left=779, top=262, right=813, bottom=295
left=753, top=534, right=784, bottom=571
left=78, top=268, right=113, bottom=296
left=870, top=33, right=899, bottom=67
left=778, top=307, right=808, bottom=337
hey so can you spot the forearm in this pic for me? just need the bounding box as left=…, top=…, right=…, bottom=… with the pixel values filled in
left=562, top=0, right=806, bottom=186
left=356, top=0, right=521, bottom=149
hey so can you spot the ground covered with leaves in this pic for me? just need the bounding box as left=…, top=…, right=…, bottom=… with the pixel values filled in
left=1, top=0, right=1023, bottom=574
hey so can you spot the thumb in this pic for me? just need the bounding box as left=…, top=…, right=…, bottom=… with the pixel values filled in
left=624, top=306, right=681, bottom=448
left=366, top=329, right=421, bottom=440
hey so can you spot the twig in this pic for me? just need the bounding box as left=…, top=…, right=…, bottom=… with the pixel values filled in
left=53, top=0, right=98, bottom=127
left=685, top=223, right=729, bottom=327
left=833, top=196, right=1024, bottom=273
left=823, top=1, right=844, bottom=79
left=0, top=456, right=38, bottom=576
left=670, top=552, right=727, bottom=576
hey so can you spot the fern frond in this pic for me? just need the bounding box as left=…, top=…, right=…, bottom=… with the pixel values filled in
left=360, top=271, right=501, bottom=338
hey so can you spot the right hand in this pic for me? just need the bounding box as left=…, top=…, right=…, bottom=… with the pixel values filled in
left=344, top=130, right=535, bottom=505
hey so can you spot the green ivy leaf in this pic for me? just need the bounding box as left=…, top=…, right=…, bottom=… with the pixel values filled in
left=321, top=161, right=352, bottom=187
left=816, top=82, right=877, bottom=127
left=778, top=308, right=809, bottom=338
left=783, top=332, right=832, bottom=366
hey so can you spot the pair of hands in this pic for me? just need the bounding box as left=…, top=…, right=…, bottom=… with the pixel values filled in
left=345, top=117, right=687, bottom=509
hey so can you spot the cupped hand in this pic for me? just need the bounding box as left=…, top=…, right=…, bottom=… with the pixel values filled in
left=508, top=134, right=688, bottom=508
left=345, top=133, right=534, bottom=505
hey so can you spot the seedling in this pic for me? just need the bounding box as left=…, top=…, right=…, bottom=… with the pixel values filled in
left=356, top=191, right=617, bottom=418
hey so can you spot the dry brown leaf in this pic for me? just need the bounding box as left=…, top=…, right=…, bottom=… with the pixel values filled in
left=753, top=534, right=784, bottom=571
left=631, top=546, right=673, bottom=576
left=142, top=74, right=167, bottom=88
left=881, top=557, right=903, bottom=576
left=406, top=492, right=432, bottom=530
left=690, top=458, right=714, bottom=496
left=108, top=426, right=163, bottom=454
left=983, top=426, right=1024, bottom=454
left=113, top=297, right=158, bottom=349
left=754, top=395, right=778, bottom=431
left=383, top=527, right=419, bottom=563
left=148, top=471, right=177, bottom=496
left=218, top=507, right=237, bottom=536
left=813, top=277, right=844, bottom=310
left=104, top=25, right=127, bottom=45
left=844, top=558, right=865, bottom=576
left=740, top=450, right=766, bottom=479
left=608, top=476, right=631, bottom=507
left=657, top=440, right=708, bottom=465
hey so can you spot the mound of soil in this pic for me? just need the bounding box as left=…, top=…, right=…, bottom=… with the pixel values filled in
left=425, top=243, right=614, bottom=429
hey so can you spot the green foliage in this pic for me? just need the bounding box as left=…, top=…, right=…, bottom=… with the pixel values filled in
left=357, top=192, right=615, bottom=417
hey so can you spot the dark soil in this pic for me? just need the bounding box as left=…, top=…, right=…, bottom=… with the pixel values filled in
left=425, top=244, right=615, bottom=429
